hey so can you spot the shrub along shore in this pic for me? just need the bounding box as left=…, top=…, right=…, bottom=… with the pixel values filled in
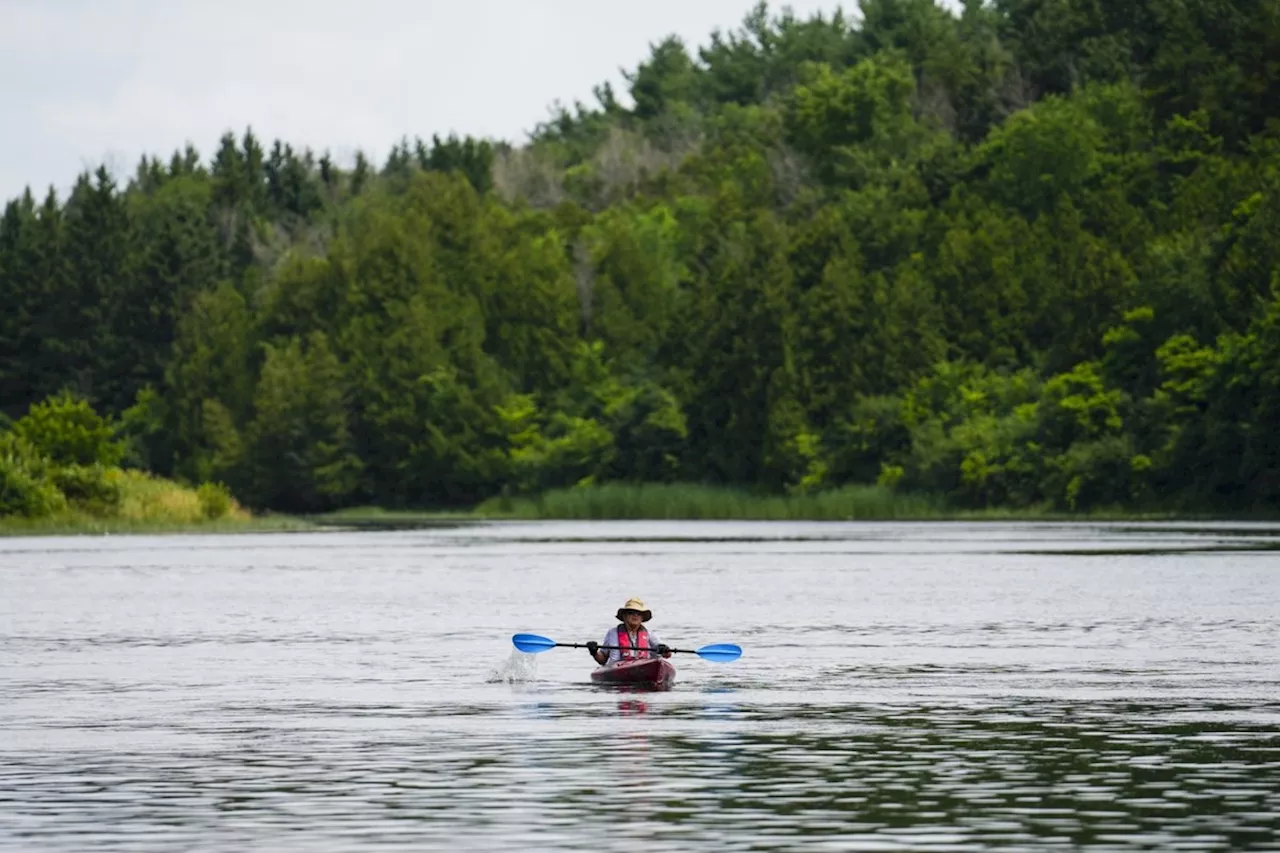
left=0, top=392, right=271, bottom=536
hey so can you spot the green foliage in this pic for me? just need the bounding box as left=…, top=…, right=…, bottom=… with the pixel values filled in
left=1044, top=434, right=1150, bottom=511
left=979, top=94, right=1104, bottom=216
left=196, top=481, right=234, bottom=519
left=0, top=432, right=66, bottom=517
left=499, top=397, right=615, bottom=494
left=495, top=341, right=690, bottom=494
left=0, top=191, right=48, bottom=418
left=1037, top=361, right=1124, bottom=449
left=50, top=464, right=122, bottom=516
left=824, top=395, right=911, bottom=485
left=419, top=134, right=495, bottom=194
left=599, top=381, right=689, bottom=483
left=476, top=481, right=947, bottom=520
left=241, top=333, right=363, bottom=512
left=894, top=362, right=1044, bottom=506
left=785, top=55, right=920, bottom=183
left=0, top=394, right=254, bottom=524
left=0, top=457, right=66, bottom=517
left=930, top=203, right=1037, bottom=366
left=1155, top=334, right=1221, bottom=416
left=12, top=391, right=125, bottom=467
left=627, top=37, right=701, bottom=119
left=113, top=174, right=223, bottom=413
left=118, top=385, right=174, bottom=473
left=577, top=203, right=684, bottom=363
left=4, top=1, right=1280, bottom=517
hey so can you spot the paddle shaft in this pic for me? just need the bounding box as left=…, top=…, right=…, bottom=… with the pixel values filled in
left=556, top=642, right=694, bottom=654
left=511, top=632, right=740, bottom=661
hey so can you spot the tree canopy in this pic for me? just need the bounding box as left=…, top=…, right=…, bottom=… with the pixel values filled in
left=4, top=0, right=1280, bottom=514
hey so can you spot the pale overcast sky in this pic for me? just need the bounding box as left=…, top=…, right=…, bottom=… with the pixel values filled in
left=1, top=0, right=870, bottom=202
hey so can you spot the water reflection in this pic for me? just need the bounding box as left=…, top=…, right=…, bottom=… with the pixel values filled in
left=2, top=522, right=1279, bottom=851
left=4, top=698, right=1276, bottom=851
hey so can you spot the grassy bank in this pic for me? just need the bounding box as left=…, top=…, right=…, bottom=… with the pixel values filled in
left=4, top=481, right=1198, bottom=537
left=470, top=483, right=1194, bottom=521
left=0, top=469, right=311, bottom=537
left=306, top=506, right=484, bottom=530
left=472, top=483, right=957, bottom=521
left=0, top=513, right=313, bottom=536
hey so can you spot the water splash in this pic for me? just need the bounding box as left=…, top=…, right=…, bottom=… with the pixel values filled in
left=486, top=650, right=540, bottom=683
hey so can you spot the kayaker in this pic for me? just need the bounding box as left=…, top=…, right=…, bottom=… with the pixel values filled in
left=587, top=598, right=671, bottom=665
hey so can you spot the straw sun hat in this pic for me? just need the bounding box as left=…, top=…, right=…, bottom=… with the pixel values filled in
left=615, top=597, right=653, bottom=622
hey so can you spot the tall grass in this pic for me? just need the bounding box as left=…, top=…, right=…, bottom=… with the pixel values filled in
left=112, top=470, right=238, bottom=523
left=306, top=505, right=483, bottom=529
left=474, top=483, right=953, bottom=520
left=0, top=470, right=275, bottom=536
left=0, top=513, right=311, bottom=536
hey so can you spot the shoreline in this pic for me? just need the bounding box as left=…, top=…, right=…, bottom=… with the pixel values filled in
left=0, top=514, right=319, bottom=538
left=9, top=508, right=1279, bottom=539
left=5, top=483, right=1277, bottom=538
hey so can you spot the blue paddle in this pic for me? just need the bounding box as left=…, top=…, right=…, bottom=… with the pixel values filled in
left=512, top=633, right=742, bottom=662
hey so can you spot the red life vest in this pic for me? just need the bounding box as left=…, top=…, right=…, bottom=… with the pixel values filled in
left=616, top=625, right=651, bottom=659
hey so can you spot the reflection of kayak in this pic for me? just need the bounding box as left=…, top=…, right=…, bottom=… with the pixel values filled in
left=590, top=656, right=676, bottom=688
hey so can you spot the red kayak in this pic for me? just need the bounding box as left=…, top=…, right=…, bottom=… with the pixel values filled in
left=590, top=656, right=677, bottom=688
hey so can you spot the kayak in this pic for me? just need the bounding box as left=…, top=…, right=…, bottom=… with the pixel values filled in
left=590, top=656, right=677, bottom=688
left=591, top=657, right=676, bottom=687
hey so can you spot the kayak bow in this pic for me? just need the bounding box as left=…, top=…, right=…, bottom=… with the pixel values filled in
left=590, top=656, right=677, bottom=688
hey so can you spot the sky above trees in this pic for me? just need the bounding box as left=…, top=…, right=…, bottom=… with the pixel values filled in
left=0, top=0, right=861, bottom=201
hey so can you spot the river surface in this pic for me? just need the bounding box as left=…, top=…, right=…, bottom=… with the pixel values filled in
left=2, top=520, right=1279, bottom=851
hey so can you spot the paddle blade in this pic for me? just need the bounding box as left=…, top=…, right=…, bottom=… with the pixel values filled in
left=512, top=633, right=557, bottom=653
left=695, top=643, right=742, bottom=662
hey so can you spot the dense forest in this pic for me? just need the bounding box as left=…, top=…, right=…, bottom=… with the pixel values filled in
left=3, top=0, right=1280, bottom=518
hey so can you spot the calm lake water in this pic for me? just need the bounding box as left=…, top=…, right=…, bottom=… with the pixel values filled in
left=2, top=521, right=1279, bottom=851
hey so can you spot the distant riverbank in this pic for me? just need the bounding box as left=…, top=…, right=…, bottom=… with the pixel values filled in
left=0, top=513, right=314, bottom=537
left=6, top=481, right=1248, bottom=538
left=305, top=483, right=1190, bottom=530
left=468, top=483, right=1194, bottom=522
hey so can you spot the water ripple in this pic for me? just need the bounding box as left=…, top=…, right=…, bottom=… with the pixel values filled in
left=3, top=522, right=1279, bottom=850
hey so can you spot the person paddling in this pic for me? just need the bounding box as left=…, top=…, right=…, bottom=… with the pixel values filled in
left=587, top=598, right=671, bottom=666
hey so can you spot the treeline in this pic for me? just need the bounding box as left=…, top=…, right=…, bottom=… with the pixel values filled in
left=3, top=0, right=1280, bottom=515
